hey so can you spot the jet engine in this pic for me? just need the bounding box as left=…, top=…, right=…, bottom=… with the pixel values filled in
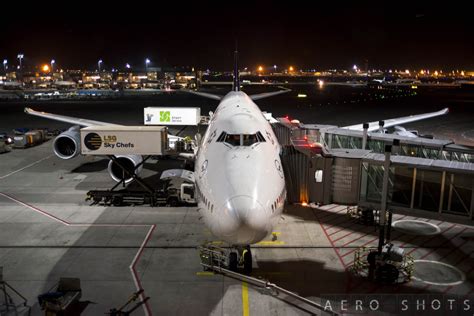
left=53, top=126, right=81, bottom=159
left=107, top=155, right=143, bottom=183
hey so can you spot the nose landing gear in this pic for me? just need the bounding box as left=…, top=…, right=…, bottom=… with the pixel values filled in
left=199, top=244, right=253, bottom=274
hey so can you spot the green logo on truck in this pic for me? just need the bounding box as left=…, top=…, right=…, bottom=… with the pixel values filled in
left=160, top=111, right=170, bottom=122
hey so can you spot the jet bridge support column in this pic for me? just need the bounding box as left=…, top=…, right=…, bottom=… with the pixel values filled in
left=378, top=144, right=392, bottom=255
left=362, top=123, right=369, bottom=149
left=379, top=120, right=385, bottom=134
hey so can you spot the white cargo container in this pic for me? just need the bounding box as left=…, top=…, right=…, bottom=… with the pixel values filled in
left=144, top=107, right=201, bottom=126
left=80, top=126, right=167, bottom=155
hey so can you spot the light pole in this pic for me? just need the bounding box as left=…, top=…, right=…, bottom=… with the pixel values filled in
left=51, top=59, right=55, bottom=72
left=3, top=59, right=7, bottom=72
left=17, top=54, right=24, bottom=71
left=98, top=59, right=103, bottom=72
left=145, top=58, right=150, bottom=72
left=126, top=63, right=131, bottom=70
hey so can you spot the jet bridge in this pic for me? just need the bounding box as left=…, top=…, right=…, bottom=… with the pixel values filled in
left=273, top=118, right=474, bottom=221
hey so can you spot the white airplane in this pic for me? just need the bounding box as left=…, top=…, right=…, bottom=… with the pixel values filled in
left=24, top=52, right=449, bottom=273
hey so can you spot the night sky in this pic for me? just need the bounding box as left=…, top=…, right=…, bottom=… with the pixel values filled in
left=1, top=1, right=473, bottom=71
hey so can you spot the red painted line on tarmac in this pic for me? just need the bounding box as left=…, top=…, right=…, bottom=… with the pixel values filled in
left=437, top=238, right=470, bottom=263
left=318, top=216, right=347, bottom=269
left=315, top=205, right=343, bottom=220
left=130, top=224, right=156, bottom=316
left=315, top=210, right=353, bottom=294
left=328, top=225, right=350, bottom=237
left=450, top=249, right=474, bottom=267
left=0, top=192, right=155, bottom=316
left=318, top=208, right=347, bottom=222
left=0, top=192, right=71, bottom=225
left=341, top=236, right=380, bottom=258
left=324, top=216, right=353, bottom=231
left=341, top=232, right=375, bottom=249
left=400, top=224, right=456, bottom=254
left=332, top=230, right=359, bottom=243
left=406, top=224, right=458, bottom=256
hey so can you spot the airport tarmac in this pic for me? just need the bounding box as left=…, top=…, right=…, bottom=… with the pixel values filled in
left=1, top=141, right=473, bottom=315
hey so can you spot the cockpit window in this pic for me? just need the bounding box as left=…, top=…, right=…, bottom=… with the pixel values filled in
left=225, top=134, right=241, bottom=146
left=217, top=131, right=266, bottom=147
left=217, top=132, right=227, bottom=142
left=242, top=134, right=257, bottom=146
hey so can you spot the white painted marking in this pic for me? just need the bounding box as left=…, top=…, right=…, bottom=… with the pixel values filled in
left=0, top=155, right=53, bottom=180
left=0, top=192, right=154, bottom=316
left=412, top=259, right=466, bottom=286
left=392, top=219, right=441, bottom=235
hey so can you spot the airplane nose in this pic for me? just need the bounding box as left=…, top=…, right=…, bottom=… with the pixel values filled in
left=228, top=195, right=253, bottom=221
left=218, top=195, right=270, bottom=244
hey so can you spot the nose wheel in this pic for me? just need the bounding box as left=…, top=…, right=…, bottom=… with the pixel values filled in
left=231, top=246, right=252, bottom=274
left=199, top=244, right=253, bottom=274
left=242, top=246, right=252, bottom=274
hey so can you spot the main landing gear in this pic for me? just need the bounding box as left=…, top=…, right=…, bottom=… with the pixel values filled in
left=199, top=244, right=253, bottom=274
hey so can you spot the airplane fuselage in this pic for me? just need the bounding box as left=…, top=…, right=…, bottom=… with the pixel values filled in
left=195, top=91, right=286, bottom=245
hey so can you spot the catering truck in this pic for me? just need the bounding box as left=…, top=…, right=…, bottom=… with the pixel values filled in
left=143, top=107, right=201, bottom=126
left=86, top=169, right=196, bottom=207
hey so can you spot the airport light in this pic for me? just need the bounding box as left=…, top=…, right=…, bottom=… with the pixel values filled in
left=17, top=54, right=24, bottom=70
left=145, top=58, right=150, bottom=72
left=51, top=59, right=55, bottom=72
left=98, top=59, right=103, bottom=72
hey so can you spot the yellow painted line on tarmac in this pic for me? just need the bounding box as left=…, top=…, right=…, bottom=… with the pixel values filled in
left=242, top=281, right=249, bottom=316
left=272, top=232, right=281, bottom=236
left=256, top=240, right=285, bottom=246
left=196, top=271, right=215, bottom=276
left=210, top=240, right=224, bottom=245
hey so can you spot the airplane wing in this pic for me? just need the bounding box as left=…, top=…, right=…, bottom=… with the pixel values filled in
left=25, top=107, right=190, bottom=151
left=342, top=108, right=449, bottom=132
left=249, top=89, right=291, bottom=100
left=181, top=89, right=222, bottom=100
left=25, top=107, right=121, bottom=127
left=182, top=88, right=291, bottom=101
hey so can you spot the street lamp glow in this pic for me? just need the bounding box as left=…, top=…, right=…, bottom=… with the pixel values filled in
left=258, top=66, right=263, bottom=72
left=145, top=58, right=150, bottom=72
left=126, top=63, right=131, bottom=69
left=353, top=64, right=358, bottom=71
left=289, top=66, right=294, bottom=72
left=42, top=64, right=50, bottom=72
left=2, top=59, right=6, bottom=72
left=98, top=59, right=103, bottom=72
left=3, top=59, right=7, bottom=65
left=17, top=54, right=24, bottom=70
left=51, top=59, right=55, bottom=72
